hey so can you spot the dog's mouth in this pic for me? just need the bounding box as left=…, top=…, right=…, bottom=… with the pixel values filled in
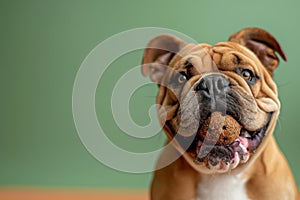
left=171, top=112, right=272, bottom=172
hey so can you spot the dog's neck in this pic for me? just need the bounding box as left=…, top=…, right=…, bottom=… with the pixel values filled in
left=196, top=173, right=249, bottom=200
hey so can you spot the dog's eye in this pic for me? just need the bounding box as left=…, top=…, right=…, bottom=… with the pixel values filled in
left=241, top=69, right=252, bottom=80
left=177, top=72, right=188, bottom=83
left=236, top=68, right=257, bottom=84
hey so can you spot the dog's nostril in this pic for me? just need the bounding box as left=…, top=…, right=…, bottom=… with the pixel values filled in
left=199, top=80, right=206, bottom=90
left=195, top=80, right=208, bottom=92
left=217, top=77, right=230, bottom=90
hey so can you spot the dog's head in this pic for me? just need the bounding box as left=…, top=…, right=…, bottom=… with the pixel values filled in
left=142, top=28, right=286, bottom=174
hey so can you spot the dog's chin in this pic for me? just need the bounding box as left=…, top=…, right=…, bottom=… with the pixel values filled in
left=169, top=113, right=273, bottom=174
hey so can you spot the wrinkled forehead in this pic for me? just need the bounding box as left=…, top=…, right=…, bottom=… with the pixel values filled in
left=169, top=42, right=264, bottom=75
left=168, top=43, right=214, bottom=74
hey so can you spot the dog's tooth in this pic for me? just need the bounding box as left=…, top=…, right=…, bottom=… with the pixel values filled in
left=240, top=130, right=251, bottom=138
left=245, top=132, right=251, bottom=138
left=240, top=130, right=245, bottom=137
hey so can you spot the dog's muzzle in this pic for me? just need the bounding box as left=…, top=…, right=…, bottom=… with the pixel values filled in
left=173, top=73, right=272, bottom=171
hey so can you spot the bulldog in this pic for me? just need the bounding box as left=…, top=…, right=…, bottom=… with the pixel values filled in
left=141, top=28, right=299, bottom=200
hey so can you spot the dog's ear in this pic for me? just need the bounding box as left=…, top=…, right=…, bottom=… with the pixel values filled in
left=142, top=34, right=187, bottom=83
left=229, top=28, right=287, bottom=77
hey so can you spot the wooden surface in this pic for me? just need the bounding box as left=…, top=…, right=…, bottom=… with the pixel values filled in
left=0, top=188, right=149, bottom=200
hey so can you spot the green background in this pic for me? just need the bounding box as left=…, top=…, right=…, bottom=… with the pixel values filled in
left=1, top=0, right=299, bottom=189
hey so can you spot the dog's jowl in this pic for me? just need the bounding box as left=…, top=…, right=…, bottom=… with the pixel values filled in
left=142, top=28, right=299, bottom=200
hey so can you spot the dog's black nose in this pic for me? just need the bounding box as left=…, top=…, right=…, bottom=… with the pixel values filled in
left=195, top=74, right=230, bottom=98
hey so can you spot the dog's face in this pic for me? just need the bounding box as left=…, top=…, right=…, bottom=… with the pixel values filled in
left=142, top=28, right=286, bottom=174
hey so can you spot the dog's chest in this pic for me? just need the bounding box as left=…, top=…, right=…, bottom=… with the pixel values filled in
left=196, top=174, right=249, bottom=200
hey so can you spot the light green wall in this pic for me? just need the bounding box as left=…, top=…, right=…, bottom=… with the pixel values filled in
left=1, top=0, right=299, bottom=188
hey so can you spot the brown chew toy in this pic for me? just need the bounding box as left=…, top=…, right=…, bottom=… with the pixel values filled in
left=199, top=112, right=242, bottom=145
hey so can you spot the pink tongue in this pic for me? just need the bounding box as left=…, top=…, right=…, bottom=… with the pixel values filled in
left=239, top=137, right=249, bottom=148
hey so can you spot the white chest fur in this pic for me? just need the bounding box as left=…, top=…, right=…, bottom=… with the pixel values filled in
left=196, top=174, right=249, bottom=200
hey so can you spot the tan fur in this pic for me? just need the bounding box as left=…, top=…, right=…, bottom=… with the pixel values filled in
left=151, top=143, right=199, bottom=200
left=245, top=138, right=298, bottom=200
